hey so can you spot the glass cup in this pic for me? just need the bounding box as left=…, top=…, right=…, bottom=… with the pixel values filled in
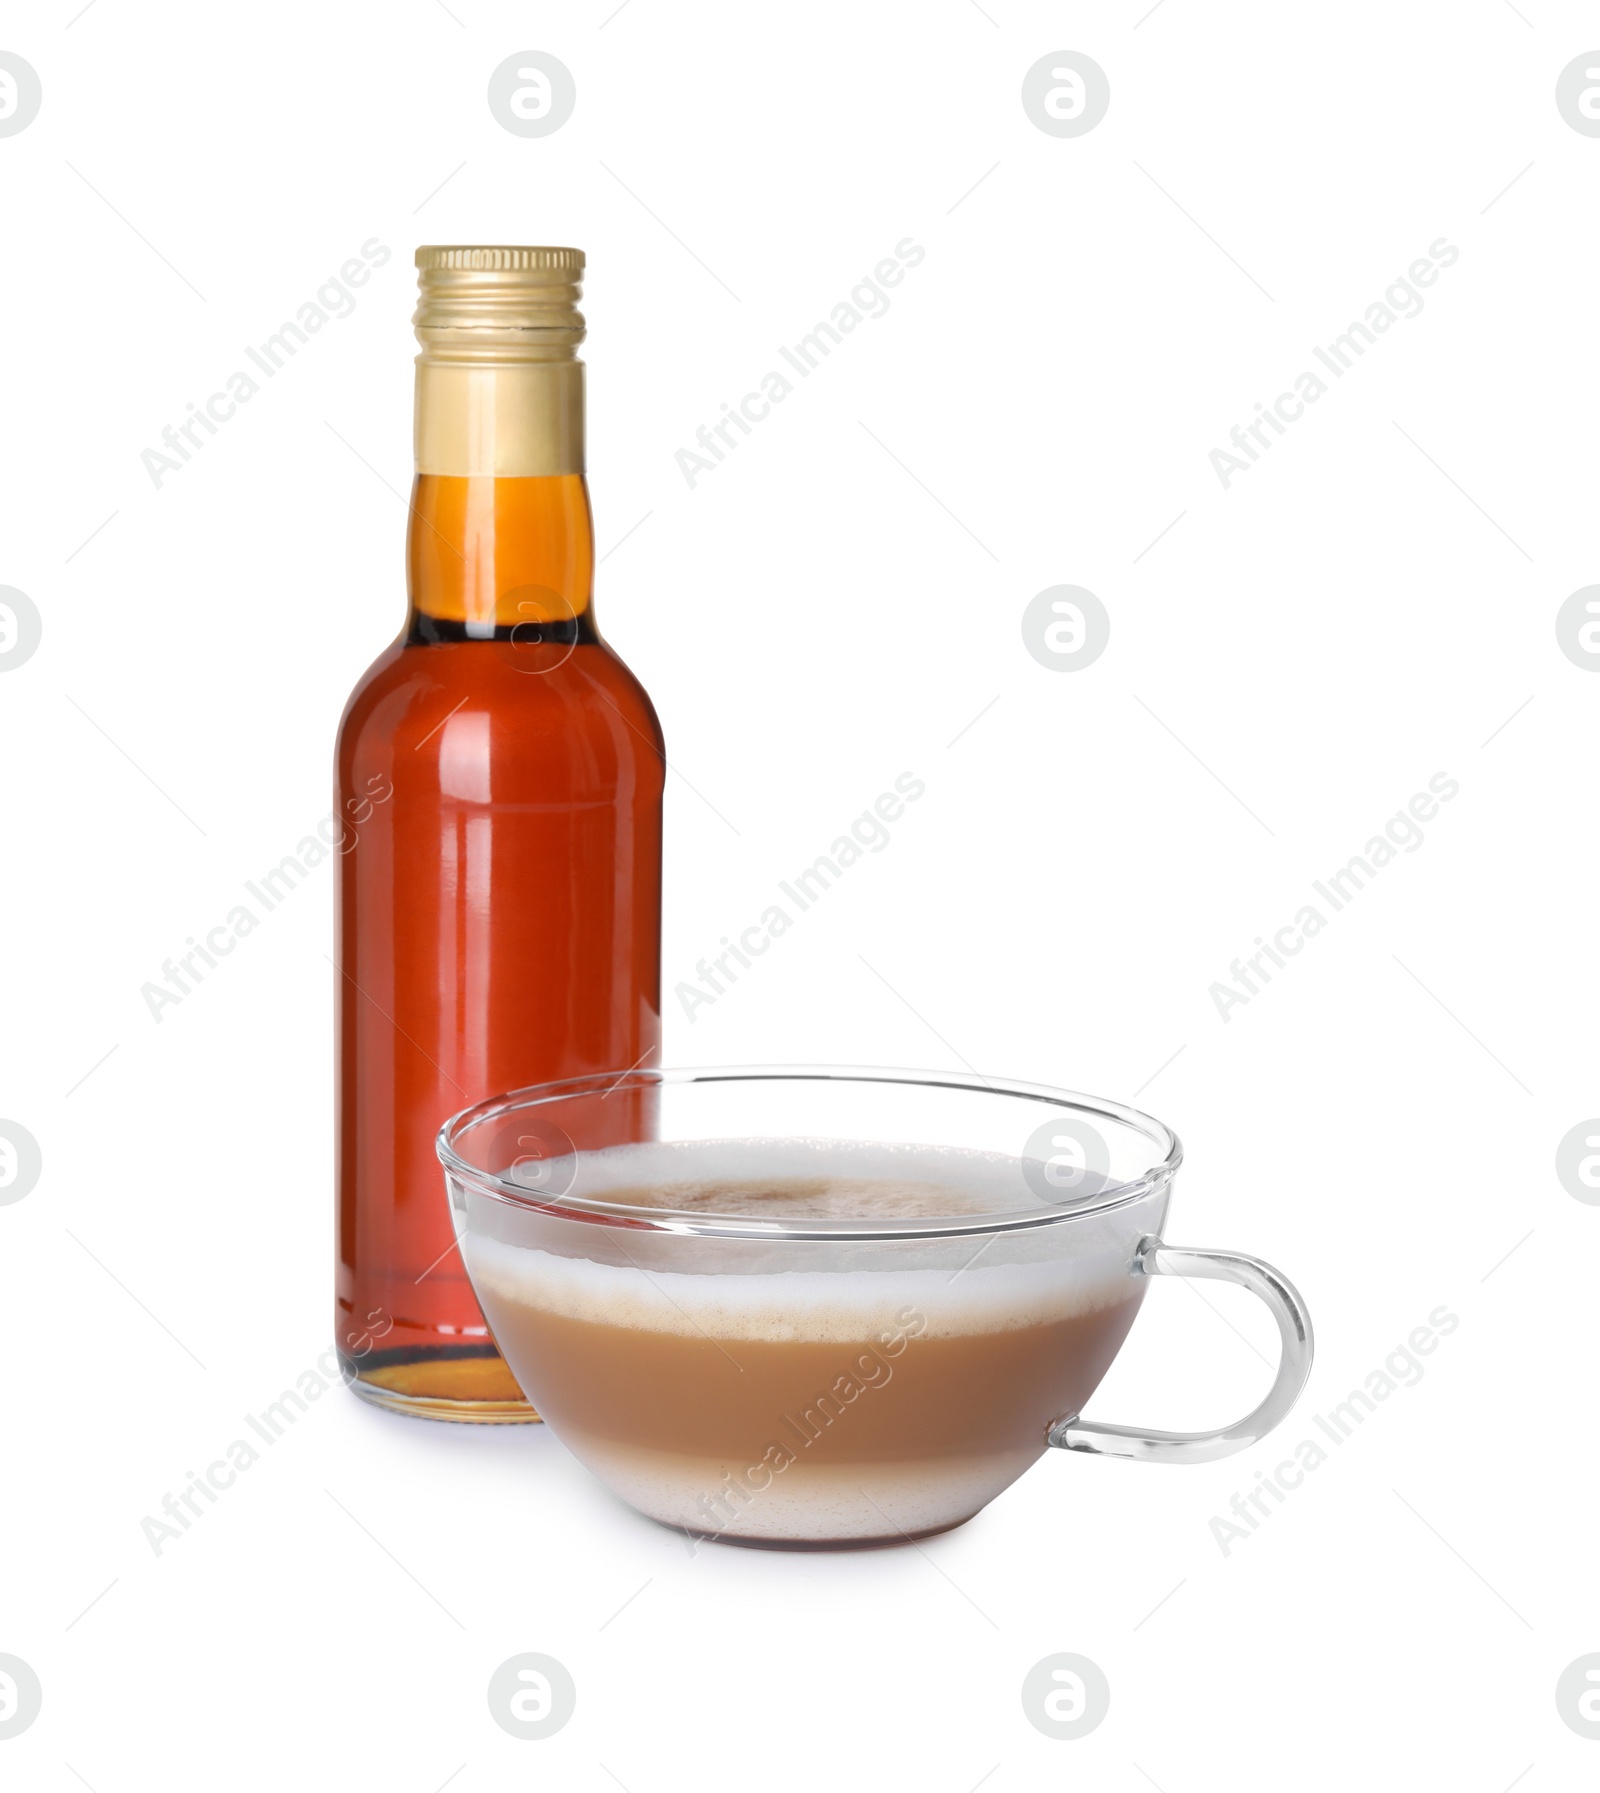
left=437, top=1067, right=1313, bottom=1548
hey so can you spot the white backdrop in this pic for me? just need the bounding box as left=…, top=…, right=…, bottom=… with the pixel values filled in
left=2, top=2, right=1595, bottom=1787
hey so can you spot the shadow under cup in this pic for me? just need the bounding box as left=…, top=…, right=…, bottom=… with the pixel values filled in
left=436, top=1068, right=1313, bottom=1549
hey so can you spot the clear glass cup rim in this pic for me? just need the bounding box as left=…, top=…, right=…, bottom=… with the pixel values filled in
left=435, top=1064, right=1184, bottom=1241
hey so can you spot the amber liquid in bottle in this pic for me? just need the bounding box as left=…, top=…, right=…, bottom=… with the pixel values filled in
left=334, top=248, right=663, bottom=1419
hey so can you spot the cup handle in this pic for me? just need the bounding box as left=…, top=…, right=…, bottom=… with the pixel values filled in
left=1048, top=1237, right=1314, bottom=1464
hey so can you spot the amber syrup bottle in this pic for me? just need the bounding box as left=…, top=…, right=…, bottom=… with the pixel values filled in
left=334, top=247, right=663, bottom=1419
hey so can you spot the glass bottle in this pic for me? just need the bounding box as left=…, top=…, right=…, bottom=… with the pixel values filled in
left=334, top=246, right=663, bottom=1420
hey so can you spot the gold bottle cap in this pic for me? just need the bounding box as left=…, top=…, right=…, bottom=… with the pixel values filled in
left=412, top=246, right=585, bottom=475
left=413, top=245, right=585, bottom=360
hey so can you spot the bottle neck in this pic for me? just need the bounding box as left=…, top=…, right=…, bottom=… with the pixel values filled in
left=407, top=474, right=594, bottom=633
left=407, top=355, right=592, bottom=637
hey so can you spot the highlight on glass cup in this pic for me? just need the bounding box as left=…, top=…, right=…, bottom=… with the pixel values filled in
left=437, top=1067, right=1314, bottom=1549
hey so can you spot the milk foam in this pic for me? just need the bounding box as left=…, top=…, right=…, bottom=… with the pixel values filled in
left=470, top=1141, right=1139, bottom=1340
left=550, top=1136, right=1090, bottom=1219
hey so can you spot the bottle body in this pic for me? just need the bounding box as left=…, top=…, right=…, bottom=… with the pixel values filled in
left=336, top=249, right=663, bottom=1417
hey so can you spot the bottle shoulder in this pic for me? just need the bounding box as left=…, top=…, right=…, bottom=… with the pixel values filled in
left=336, top=637, right=663, bottom=779
left=335, top=636, right=407, bottom=738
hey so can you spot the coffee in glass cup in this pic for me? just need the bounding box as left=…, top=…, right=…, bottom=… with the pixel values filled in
left=438, top=1068, right=1313, bottom=1548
